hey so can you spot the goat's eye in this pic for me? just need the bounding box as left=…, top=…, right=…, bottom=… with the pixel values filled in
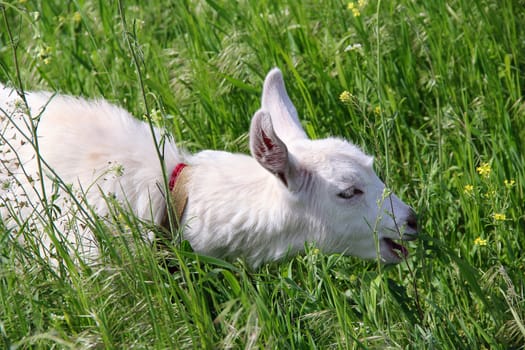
left=337, top=187, right=364, bottom=199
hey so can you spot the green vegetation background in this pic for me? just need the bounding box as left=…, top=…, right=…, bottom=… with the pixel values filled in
left=1, top=0, right=524, bottom=348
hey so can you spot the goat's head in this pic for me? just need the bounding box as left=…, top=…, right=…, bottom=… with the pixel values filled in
left=249, top=68, right=418, bottom=264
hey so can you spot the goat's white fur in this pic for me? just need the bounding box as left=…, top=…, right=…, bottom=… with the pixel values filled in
left=0, top=69, right=417, bottom=267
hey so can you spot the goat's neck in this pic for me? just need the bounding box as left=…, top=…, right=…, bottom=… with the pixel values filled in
left=182, top=151, right=317, bottom=266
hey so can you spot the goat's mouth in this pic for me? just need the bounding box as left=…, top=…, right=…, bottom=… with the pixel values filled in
left=381, top=238, right=408, bottom=263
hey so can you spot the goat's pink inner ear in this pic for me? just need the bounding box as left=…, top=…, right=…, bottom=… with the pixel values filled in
left=249, top=110, right=311, bottom=193
left=261, top=130, right=275, bottom=151
left=258, top=129, right=289, bottom=186
left=249, top=110, right=292, bottom=188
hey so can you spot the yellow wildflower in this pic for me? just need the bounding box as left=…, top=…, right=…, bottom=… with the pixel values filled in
left=476, top=162, right=491, bottom=178
left=492, top=213, right=506, bottom=221
left=483, top=190, right=496, bottom=199
left=38, top=46, right=50, bottom=58
left=474, top=237, right=487, bottom=246
left=504, top=179, right=515, bottom=188
left=38, top=46, right=52, bottom=65
left=374, top=106, right=381, bottom=115
left=73, top=11, right=82, bottom=24
left=463, top=184, right=474, bottom=194
left=347, top=2, right=361, bottom=17
left=339, top=90, right=352, bottom=104
left=358, top=0, right=367, bottom=7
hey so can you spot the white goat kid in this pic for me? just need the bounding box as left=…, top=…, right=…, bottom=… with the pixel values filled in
left=0, top=69, right=417, bottom=267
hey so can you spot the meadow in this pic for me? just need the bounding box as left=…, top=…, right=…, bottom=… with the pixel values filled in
left=1, top=0, right=524, bottom=348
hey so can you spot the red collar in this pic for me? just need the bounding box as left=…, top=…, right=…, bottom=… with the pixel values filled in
left=169, top=163, right=188, bottom=190
left=162, top=162, right=189, bottom=231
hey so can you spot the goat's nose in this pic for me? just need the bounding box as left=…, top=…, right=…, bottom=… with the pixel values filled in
left=402, top=209, right=418, bottom=241
left=407, top=209, right=418, bottom=231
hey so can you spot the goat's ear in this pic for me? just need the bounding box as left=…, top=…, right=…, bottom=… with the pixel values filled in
left=261, top=68, right=308, bottom=143
left=250, top=110, right=299, bottom=189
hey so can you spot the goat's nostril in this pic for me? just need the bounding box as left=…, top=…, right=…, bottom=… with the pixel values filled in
left=407, top=209, right=418, bottom=231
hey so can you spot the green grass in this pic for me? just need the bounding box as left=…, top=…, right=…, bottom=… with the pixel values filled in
left=1, top=0, right=524, bottom=348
